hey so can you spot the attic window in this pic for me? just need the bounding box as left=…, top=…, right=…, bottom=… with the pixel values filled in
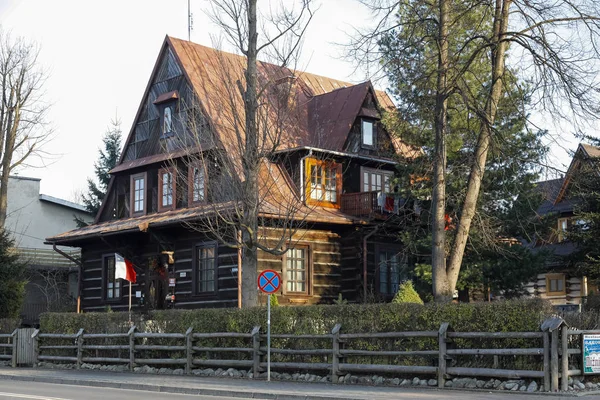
left=163, top=107, right=173, bottom=135
left=362, top=120, right=374, bottom=147
left=130, top=172, right=147, bottom=216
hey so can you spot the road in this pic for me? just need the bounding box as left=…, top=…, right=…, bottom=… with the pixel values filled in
left=0, top=381, right=267, bottom=400
left=0, top=380, right=593, bottom=400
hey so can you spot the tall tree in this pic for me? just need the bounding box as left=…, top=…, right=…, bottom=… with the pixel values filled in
left=0, top=228, right=26, bottom=318
left=352, top=0, right=600, bottom=301
left=180, top=0, right=314, bottom=307
left=76, top=118, right=122, bottom=227
left=0, top=28, right=52, bottom=228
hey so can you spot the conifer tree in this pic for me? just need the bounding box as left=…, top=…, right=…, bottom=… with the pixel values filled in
left=0, top=228, right=26, bottom=318
left=75, top=118, right=122, bottom=227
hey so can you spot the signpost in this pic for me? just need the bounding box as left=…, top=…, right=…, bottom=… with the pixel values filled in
left=583, top=334, right=600, bottom=374
left=258, top=269, right=281, bottom=382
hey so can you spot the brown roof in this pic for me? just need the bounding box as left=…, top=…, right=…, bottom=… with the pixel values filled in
left=167, top=36, right=408, bottom=157
left=580, top=143, right=600, bottom=158
left=48, top=160, right=358, bottom=244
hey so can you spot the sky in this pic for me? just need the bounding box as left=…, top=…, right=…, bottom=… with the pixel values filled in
left=0, top=0, right=584, bottom=202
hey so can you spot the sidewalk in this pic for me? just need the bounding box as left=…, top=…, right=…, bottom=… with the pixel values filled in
left=0, top=367, right=597, bottom=400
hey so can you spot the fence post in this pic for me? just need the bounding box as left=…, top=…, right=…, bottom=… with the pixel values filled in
left=128, top=325, right=136, bottom=372
left=31, top=329, right=39, bottom=368
left=251, top=326, right=261, bottom=378
left=543, top=331, right=550, bottom=391
left=10, top=329, right=17, bottom=368
left=551, top=328, right=559, bottom=392
left=331, top=323, right=342, bottom=383
left=438, top=322, right=450, bottom=389
left=185, top=327, right=193, bottom=375
left=76, top=329, right=84, bottom=369
left=561, top=325, right=569, bottom=392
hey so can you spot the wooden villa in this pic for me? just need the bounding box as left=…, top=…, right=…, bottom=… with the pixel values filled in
left=46, top=36, right=416, bottom=312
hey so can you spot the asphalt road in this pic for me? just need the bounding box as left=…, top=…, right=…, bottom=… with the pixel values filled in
left=0, top=381, right=266, bottom=400
left=0, top=379, right=596, bottom=400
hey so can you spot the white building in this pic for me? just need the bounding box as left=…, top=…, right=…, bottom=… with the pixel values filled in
left=6, top=176, right=93, bottom=324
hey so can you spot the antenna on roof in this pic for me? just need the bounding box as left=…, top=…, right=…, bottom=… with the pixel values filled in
left=187, top=0, right=194, bottom=41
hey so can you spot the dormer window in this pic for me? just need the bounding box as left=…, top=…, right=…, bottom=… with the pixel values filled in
left=159, top=167, right=176, bottom=211
left=362, top=120, right=374, bottom=147
left=130, top=172, right=147, bottom=216
left=163, top=106, right=173, bottom=135
left=305, top=158, right=342, bottom=208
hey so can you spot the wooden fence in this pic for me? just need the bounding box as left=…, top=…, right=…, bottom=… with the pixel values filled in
left=23, top=323, right=561, bottom=391
left=0, top=329, right=17, bottom=367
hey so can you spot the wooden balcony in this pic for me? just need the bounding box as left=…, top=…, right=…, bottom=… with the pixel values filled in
left=340, top=191, right=379, bottom=216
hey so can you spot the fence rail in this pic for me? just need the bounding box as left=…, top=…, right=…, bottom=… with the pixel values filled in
left=23, top=322, right=559, bottom=390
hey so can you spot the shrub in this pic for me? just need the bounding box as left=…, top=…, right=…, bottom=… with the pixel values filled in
left=0, top=318, right=19, bottom=333
left=392, top=281, right=424, bottom=305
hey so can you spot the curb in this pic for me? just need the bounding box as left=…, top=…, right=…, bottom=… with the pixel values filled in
left=0, top=374, right=359, bottom=400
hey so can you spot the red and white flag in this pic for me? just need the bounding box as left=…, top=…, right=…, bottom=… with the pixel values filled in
left=115, top=253, right=136, bottom=283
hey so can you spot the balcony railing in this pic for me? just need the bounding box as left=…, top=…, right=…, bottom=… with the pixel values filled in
left=340, top=191, right=379, bottom=216
left=340, top=191, right=402, bottom=217
left=13, top=247, right=80, bottom=268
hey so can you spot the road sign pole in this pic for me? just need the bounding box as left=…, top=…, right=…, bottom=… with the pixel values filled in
left=267, top=293, right=271, bottom=382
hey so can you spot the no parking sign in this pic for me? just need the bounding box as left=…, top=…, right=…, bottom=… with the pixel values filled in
left=257, top=269, right=280, bottom=382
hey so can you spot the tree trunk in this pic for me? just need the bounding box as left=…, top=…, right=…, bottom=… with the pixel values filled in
left=241, top=246, right=258, bottom=307
left=0, top=109, right=16, bottom=228
left=432, top=0, right=452, bottom=302
left=241, top=0, right=260, bottom=308
left=446, top=0, right=511, bottom=291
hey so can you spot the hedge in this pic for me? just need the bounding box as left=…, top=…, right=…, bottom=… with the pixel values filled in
left=40, top=298, right=554, bottom=334
left=0, top=318, right=19, bottom=333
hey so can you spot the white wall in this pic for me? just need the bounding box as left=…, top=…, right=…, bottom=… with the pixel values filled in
left=5, top=176, right=92, bottom=249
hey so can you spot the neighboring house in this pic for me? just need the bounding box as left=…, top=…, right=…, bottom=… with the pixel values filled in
left=526, top=143, right=598, bottom=309
left=47, top=36, right=416, bottom=312
left=6, top=176, right=93, bottom=324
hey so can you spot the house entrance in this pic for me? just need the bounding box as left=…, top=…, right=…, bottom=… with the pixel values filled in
left=147, top=261, right=168, bottom=310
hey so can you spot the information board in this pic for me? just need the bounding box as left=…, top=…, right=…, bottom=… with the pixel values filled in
left=583, top=334, right=600, bottom=374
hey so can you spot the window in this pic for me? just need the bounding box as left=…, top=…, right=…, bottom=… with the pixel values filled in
left=361, top=167, right=393, bottom=193
left=103, top=255, right=121, bottom=300
left=188, top=165, right=206, bottom=204
left=546, top=273, right=566, bottom=296
left=194, top=243, right=217, bottom=294
left=362, top=120, right=374, bottom=147
left=163, top=106, right=173, bottom=134
left=130, top=173, right=146, bottom=216
left=378, top=249, right=402, bottom=296
left=557, top=218, right=569, bottom=242
left=158, top=167, right=176, bottom=211
left=284, top=247, right=310, bottom=294
left=305, top=158, right=342, bottom=207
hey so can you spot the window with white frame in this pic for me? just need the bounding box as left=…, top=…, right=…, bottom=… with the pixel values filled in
left=285, top=247, right=309, bottom=294
left=131, top=173, right=146, bottom=215
left=362, top=120, right=374, bottom=147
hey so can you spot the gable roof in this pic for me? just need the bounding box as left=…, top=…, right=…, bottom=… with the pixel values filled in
left=554, top=143, right=600, bottom=205
left=166, top=36, right=406, bottom=157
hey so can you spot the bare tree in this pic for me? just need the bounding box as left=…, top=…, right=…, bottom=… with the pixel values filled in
left=29, top=268, right=72, bottom=312
left=0, top=28, right=52, bottom=228
left=169, top=1, right=315, bottom=307
left=351, top=0, right=600, bottom=301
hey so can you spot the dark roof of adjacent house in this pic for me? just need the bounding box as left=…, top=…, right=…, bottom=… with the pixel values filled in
left=39, top=194, right=89, bottom=213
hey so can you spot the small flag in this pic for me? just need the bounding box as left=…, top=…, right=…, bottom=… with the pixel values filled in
left=115, top=253, right=136, bottom=283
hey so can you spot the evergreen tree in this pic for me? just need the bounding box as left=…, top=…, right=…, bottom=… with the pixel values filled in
left=76, top=119, right=122, bottom=227
left=0, top=229, right=26, bottom=318
left=379, top=4, right=549, bottom=299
